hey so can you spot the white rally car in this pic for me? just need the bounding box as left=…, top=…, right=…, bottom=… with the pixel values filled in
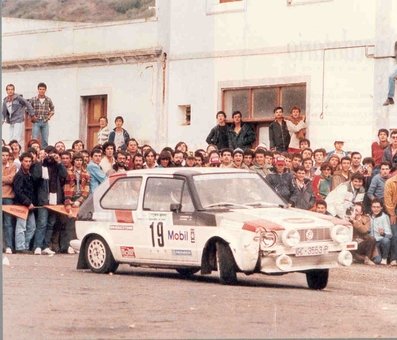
left=74, top=168, right=357, bottom=290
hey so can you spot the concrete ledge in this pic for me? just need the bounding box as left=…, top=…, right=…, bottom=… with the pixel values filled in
left=2, top=48, right=163, bottom=71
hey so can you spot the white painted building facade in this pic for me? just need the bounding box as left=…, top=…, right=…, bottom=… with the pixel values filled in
left=2, top=0, right=397, bottom=155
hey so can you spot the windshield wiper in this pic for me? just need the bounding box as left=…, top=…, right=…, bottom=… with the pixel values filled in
left=245, top=201, right=286, bottom=208
left=203, top=202, right=252, bottom=209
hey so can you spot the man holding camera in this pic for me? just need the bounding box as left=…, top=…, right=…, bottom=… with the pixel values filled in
left=31, top=145, right=67, bottom=255
left=326, top=172, right=366, bottom=220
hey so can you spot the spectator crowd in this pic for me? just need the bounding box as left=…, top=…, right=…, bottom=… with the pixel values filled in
left=2, top=85, right=397, bottom=268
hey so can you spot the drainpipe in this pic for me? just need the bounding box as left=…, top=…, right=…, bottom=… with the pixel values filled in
left=159, top=52, right=168, bottom=147
left=162, top=52, right=167, bottom=104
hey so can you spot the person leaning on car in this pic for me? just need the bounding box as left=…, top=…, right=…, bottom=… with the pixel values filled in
left=325, top=172, right=366, bottom=220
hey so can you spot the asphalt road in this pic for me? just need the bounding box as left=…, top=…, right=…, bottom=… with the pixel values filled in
left=3, top=254, right=397, bottom=339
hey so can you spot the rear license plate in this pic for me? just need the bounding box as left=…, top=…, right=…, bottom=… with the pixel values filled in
left=295, top=245, right=329, bottom=257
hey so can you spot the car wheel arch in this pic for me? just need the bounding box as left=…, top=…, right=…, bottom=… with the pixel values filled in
left=77, top=232, right=114, bottom=270
left=201, top=237, right=238, bottom=274
left=76, top=234, right=93, bottom=270
left=84, top=234, right=119, bottom=273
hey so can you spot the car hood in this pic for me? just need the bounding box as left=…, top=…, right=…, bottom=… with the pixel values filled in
left=215, top=207, right=344, bottom=231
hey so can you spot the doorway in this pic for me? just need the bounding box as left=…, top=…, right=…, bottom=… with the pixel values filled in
left=82, top=95, right=108, bottom=150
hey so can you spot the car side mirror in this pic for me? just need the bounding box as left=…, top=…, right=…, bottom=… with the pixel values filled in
left=170, top=203, right=182, bottom=213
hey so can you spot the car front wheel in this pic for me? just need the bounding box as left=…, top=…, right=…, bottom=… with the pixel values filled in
left=85, top=235, right=119, bottom=274
left=216, top=242, right=237, bottom=285
left=306, top=269, right=329, bottom=290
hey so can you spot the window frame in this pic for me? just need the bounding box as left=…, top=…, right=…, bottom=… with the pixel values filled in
left=100, top=176, right=142, bottom=211
left=286, top=0, right=333, bottom=6
left=143, top=177, right=193, bottom=212
left=222, top=82, right=306, bottom=123
left=219, top=0, right=242, bottom=3
left=206, top=0, right=246, bottom=15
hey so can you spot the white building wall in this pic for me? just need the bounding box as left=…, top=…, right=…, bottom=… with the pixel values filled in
left=167, top=46, right=374, bottom=155
left=2, top=19, right=159, bottom=61
left=2, top=62, right=160, bottom=148
left=166, top=0, right=378, bottom=155
left=373, top=0, right=397, bottom=132
left=1, top=17, right=77, bottom=34
left=168, top=0, right=375, bottom=56
left=3, top=0, right=396, bottom=157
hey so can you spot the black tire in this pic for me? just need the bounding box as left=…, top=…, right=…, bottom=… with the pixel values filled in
left=216, top=242, right=237, bottom=285
left=176, top=268, right=200, bottom=277
left=306, top=269, right=329, bottom=290
left=85, top=235, right=119, bottom=274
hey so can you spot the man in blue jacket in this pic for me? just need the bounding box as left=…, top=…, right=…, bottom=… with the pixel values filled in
left=87, top=148, right=106, bottom=194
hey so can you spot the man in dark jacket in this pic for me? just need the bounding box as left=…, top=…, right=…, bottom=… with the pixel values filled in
left=206, top=111, right=230, bottom=150
left=269, top=106, right=290, bottom=152
left=13, top=152, right=36, bottom=253
left=108, top=116, right=130, bottom=151
left=31, top=145, right=67, bottom=255
left=290, top=166, right=316, bottom=210
left=266, top=156, right=294, bottom=202
left=228, top=111, right=256, bottom=150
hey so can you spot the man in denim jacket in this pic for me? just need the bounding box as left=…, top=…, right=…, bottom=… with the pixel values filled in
left=2, top=84, right=35, bottom=149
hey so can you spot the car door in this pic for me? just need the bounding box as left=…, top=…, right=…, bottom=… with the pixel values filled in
left=99, top=176, right=147, bottom=262
left=138, top=176, right=199, bottom=264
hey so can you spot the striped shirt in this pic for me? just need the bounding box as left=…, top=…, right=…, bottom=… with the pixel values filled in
left=97, top=126, right=110, bottom=145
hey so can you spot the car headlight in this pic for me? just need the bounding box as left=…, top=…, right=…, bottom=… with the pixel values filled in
left=338, top=250, right=353, bottom=266
left=331, top=225, right=351, bottom=243
left=282, top=229, right=300, bottom=247
left=276, top=254, right=293, bottom=271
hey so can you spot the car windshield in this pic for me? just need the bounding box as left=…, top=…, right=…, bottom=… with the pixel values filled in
left=193, top=172, right=286, bottom=209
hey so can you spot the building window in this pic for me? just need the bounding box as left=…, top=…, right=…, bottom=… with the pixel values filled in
left=206, top=0, right=245, bottom=15
left=178, top=105, right=191, bottom=126
left=287, top=0, right=332, bottom=6
left=222, top=83, right=306, bottom=122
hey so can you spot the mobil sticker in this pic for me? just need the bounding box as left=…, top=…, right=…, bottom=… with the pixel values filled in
left=168, top=230, right=189, bottom=241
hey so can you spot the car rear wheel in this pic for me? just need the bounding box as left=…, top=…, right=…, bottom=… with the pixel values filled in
left=176, top=268, right=200, bottom=277
left=85, top=235, right=119, bottom=274
left=216, top=242, right=237, bottom=285
left=306, top=269, right=329, bottom=290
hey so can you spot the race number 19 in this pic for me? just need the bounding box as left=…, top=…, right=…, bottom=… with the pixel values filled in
left=150, top=222, right=164, bottom=247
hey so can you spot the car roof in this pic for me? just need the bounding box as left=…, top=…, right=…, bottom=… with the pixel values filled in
left=109, top=167, right=252, bottom=178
